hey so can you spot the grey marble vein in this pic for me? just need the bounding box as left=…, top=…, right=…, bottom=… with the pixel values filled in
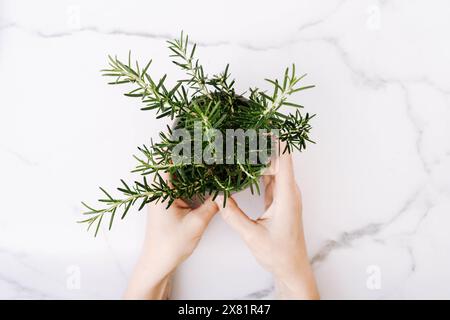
left=0, top=273, right=52, bottom=299
left=242, top=285, right=274, bottom=300
left=297, top=0, right=348, bottom=33
left=400, top=84, right=431, bottom=175
left=0, top=144, right=37, bottom=166
left=0, top=22, right=228, bottom=48
left=311, top=187, right=423, bottom=266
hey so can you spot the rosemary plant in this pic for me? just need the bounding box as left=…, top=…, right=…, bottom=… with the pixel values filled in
left=80, top=32, right=315, bottom=236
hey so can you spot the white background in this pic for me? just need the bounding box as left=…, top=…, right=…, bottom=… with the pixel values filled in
left=1, top=0, right=450, bottom=299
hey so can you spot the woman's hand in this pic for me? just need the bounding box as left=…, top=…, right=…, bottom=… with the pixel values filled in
left=124, top=178, right=219, bottom=299
left=216, top=148, right=319, bottom=299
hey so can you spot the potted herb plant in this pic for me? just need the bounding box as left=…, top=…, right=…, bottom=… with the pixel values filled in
left=80, top=32, right=315, bottom=236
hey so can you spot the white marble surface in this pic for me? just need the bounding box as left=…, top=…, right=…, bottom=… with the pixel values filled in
left=1, top=0, right=450, bottom=299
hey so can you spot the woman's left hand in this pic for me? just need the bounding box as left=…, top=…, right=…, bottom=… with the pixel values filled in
left=124, top=177, right=219, bottom=299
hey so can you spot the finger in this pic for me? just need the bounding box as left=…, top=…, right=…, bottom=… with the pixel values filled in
left=262, top=175, right=273, bottom=188
left=154, top=171, right=190, bottom=209
left=273, top=141, right=298, bottom=197
left=156, top=171, right=170, bottom=183
left=190, top=197, right=219, bottom=224
left=264, top=183, right=274, bottom=210
left=262, top=176, right=274, bottom=209
left=216, top=196, right=258, bottom=239
left=156, top=171, right=178, bottom=190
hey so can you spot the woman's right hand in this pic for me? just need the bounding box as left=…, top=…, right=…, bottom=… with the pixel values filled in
left=216, top=147, right=319, bottom=299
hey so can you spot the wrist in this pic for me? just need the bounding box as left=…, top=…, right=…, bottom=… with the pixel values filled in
left=124, top=256, right=174, bottom=300
left=273, top=261, right=319, bottom=300
left=137, top=252, right=178, bottom=284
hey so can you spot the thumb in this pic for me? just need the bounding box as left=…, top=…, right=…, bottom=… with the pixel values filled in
left=216, top=196, right=258, bottom=239
left=189, top=197, right=219, bottom=225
